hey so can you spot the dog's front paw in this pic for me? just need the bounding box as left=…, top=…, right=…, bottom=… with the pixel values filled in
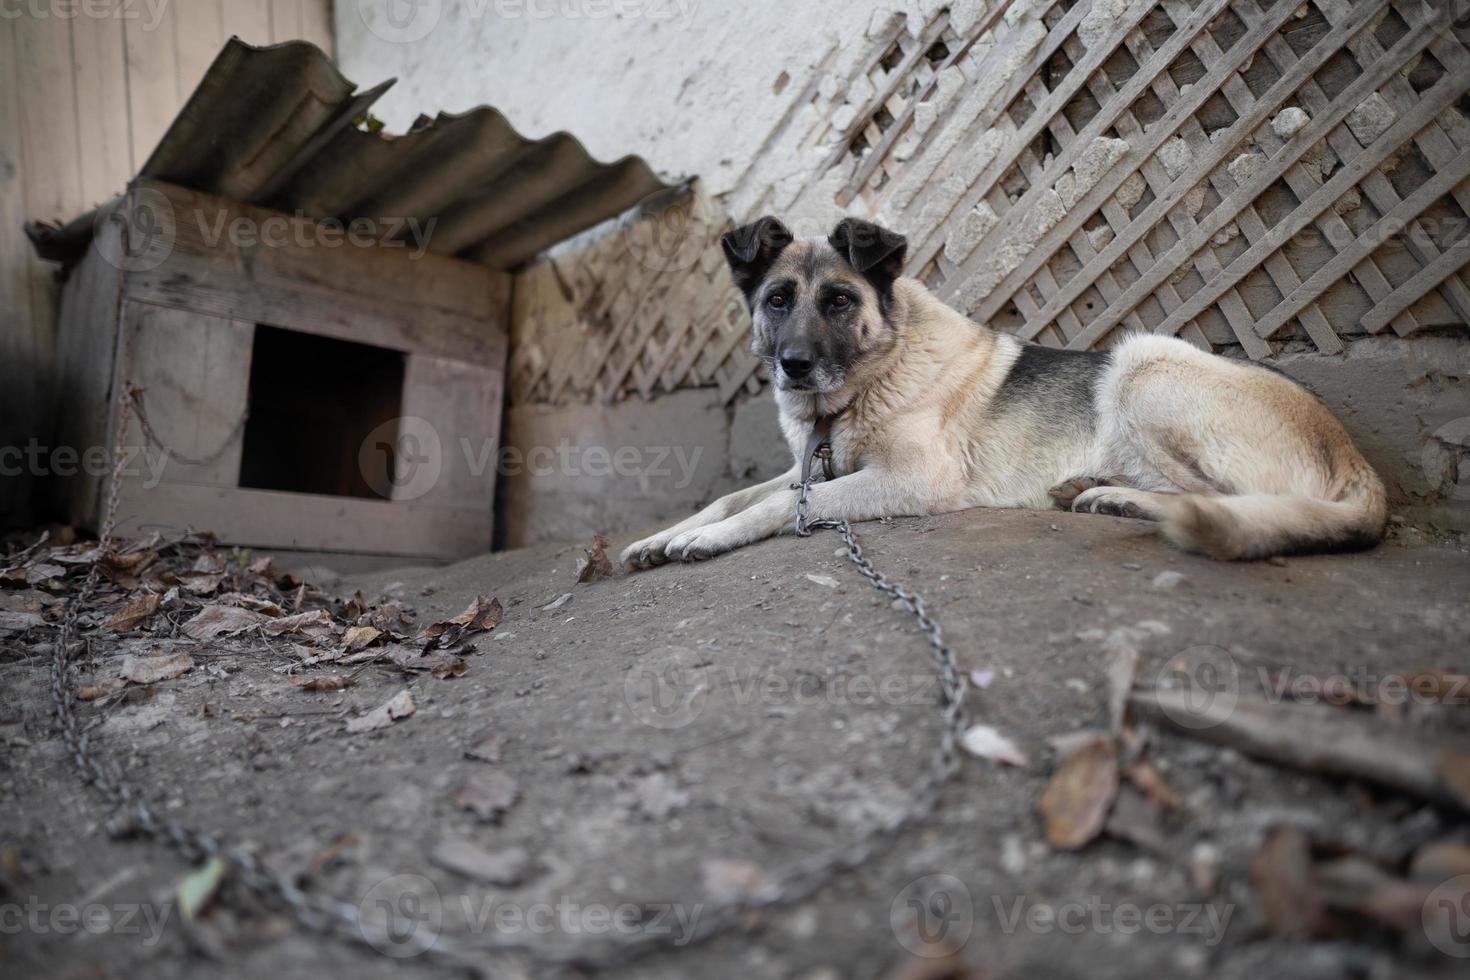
left=1072, top=486, right=1154, bottom=521
left=620, top=532, right=677, bottom=570
left=666, top=525, right=739, bottom=562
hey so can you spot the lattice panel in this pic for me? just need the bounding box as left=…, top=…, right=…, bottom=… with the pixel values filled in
left=890, top=0, right=1470, bottom=356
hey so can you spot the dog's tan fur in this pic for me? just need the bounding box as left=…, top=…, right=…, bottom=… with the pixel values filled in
left=621, top=222, right=1386, bottom=568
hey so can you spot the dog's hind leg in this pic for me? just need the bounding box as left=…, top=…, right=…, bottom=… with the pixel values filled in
left=1070, top=485, right=1176, bottom=522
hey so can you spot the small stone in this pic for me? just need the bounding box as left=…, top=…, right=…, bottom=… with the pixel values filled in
left=1151, top=570, right=1186, bottom=591
left=1271, top=106, right=1310, bottom=140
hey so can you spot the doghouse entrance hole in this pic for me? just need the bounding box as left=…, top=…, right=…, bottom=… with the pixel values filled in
left=239, top=325, right=406, bottom=500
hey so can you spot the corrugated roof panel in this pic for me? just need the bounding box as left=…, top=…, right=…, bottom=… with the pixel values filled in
left=28, top=37, right=678, bottom=270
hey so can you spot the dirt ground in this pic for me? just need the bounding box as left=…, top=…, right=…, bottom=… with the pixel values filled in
left=3, top=508, right=1470, bottom=979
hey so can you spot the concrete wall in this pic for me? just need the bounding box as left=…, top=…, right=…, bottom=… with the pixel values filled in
left=337, top=1, right=1470, bottom=545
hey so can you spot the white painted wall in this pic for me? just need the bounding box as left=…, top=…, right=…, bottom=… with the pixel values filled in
left=337, top=0, right=911, bottom=194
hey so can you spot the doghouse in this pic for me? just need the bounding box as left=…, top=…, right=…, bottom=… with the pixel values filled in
left=30, top=39, right=672, bottom=561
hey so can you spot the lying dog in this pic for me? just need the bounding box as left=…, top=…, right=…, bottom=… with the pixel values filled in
left=621, top=216, right=1385, bottom=568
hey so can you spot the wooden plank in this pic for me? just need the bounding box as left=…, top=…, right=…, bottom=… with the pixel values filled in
left=398, top=354, right=504, bottom=544
left=123, top=181, right=512, bottom=366
left=1143, top=80, right=1468, bottom=343
left=111, top=481, right=492, bottom=559
left=70, top=10, right=132, bottom=208
left=0, top=16, right=38, bottom=521
left=1060, top=7, right=1443, bottom=350
left=837, top=0, right=1037, bottom=205
left=270, top=0, right=303, bottom=42
left=993, top=0, right=1380, bottom=332
left=123, top=303, right=253, bottom=488
left=123, top=1, right=182, bottom=172
left=53, top=230, right=124, bottom=528
left=1361, top=235, right=1470, bottom=333
left=222, top=0, right=274, bottom=45
left=301, top=0, right=335, bottom=56
left=173, top=0, right=225, bottom=102
left=1251, top=148, right=1470, bottom=338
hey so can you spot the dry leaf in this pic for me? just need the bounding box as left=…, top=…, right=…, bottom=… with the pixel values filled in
left=1038, top=735, right=1119, bottom=850
left=960, top=724, right=1029, bottom=767
left=1105, top=640, right=1140, bottom=735
left=98, top=549, right=156, bottom=579
left=176, top=570, right=226, bottom=595
left=121, top=649, right=195, bottom=684
left=453, top=769, right=520, bottom=822
left=1124, top=761, right=1180, bottom=809
left=342, top=625, right=383, bottom=651
left=78, top=678, right=127, bottom=701
left=106, top=593, right=161, bottom=631
left=345, top=689, right=416, bottom=733
left=1251, top=825, right=1329, bottom=938
left=290, top=674, right=354, bottom=692
left=421, top=595, right=502, bottom=649
left=0, top=610, right=45, bottom=631
left=429, top=841, right=530, bottom=886
left=575, top=534, right=614, bottom=584
left=465, top=732, right=502, bottom=764
left=262, top=609, right=336, bottom=641
left=183, top=604, right=268, bottom=640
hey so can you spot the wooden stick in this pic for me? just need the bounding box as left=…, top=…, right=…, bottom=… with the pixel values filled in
left=1131, top=688, right=1470, bottom=813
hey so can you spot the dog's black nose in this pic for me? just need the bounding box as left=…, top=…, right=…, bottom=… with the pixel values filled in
left=779, top=350, right=814, bottom=379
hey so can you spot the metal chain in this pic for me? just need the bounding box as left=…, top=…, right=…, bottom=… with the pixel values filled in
left=47, top=404, right=971, bottom=971
left=127, top=383, right=249, bottom=469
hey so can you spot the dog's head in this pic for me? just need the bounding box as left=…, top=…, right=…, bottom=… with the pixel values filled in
left=721, top=216, right=907, bottom=394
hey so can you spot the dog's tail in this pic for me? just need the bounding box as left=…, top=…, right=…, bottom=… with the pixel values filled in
left=1158, top=468, right=1387, bottom=561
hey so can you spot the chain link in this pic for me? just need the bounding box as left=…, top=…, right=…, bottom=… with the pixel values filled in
left=47, top=405, right=971, bottom=971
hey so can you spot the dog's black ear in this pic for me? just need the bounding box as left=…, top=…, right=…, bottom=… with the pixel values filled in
left=829, top=217, right=907, bottom=290
left=721, top=216, right=793, bottom=300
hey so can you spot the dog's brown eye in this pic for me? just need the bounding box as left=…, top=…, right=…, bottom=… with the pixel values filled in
left=768, top=294, right=786, bottom=309
left=832, top=294, right=850, bottom=308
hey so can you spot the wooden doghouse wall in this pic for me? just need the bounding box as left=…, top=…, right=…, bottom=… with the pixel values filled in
left=55, top=181, right=511, bottom=560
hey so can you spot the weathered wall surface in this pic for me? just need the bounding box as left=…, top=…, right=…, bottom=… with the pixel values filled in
left=339, top=0, right=1470, bottom=544
left=1, top=0, right=334, bottom=526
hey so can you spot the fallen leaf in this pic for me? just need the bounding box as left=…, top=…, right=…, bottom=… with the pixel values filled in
left=1038, top=735, right=1119, bottom=850
left=429, top=841, right=530, bottom=886
left=106, top=593, right=161, bottom=631
left=177, top=856, right=228, bottom=923
left=78, top=678, right=127, bottom=701
left=421, top=595, right=502, bottom=649
left=98, top=549, right=157, bottom=580
left=960, top=724, right=1029, bottom=767
left=176, top=570, right=226, bottom=595
left=1125, top=761, right=1180, bottom=809
left=6, top=562, right=66, bottom=586
left=539, top=593, right=572, bottom=612
left=183, top=604, right=268, bottom=640
left=290, top=674, right=354, bottom=692
left=0, top=610, right=45, bottom=631
left=121, top=649, right=195, bottom=684
left=453, top=769, right=519, bottom=822
left=575, top=534, right=614, bottom=584
left=1251, top=825, right=1329, bottom=938
left=342, top=625, right=383, bottom=651
left=465, top=732, right=502, bottom=764
left=262, top=609, right=336, bottom=641
left=345, top=689, right=416, bottom=733
left=1104, top=639, right=1140, bottom=735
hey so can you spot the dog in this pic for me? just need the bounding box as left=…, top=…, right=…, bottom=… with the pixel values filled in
left=620, top=216, right=1386, bottom=568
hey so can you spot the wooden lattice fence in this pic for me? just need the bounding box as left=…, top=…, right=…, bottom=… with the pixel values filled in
left=510, top=0, right=1470, bottom=407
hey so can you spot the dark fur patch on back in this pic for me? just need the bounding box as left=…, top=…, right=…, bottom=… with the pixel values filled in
left=996, top=344, right=1111, bottom=425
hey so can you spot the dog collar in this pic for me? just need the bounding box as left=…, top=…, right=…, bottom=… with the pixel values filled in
left=800, top=413, right=839, bottom=486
